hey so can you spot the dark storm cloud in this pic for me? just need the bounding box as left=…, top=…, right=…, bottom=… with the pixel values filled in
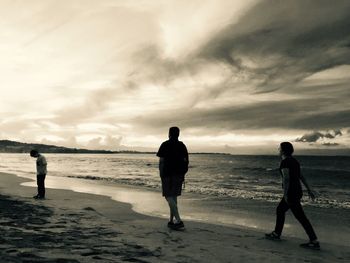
left=40, top=0, right=350, bottom=143
left=52, top=1, right=350, bottom=131
left=133, top=99, right=350, bottom=133
left=296, top=131, right=323, bottom=143
left=295, top=130, right=343, bottom=143
left=321, top=143, right=340, bottom=147
left=127, top=0, right=350, bottom=138
left=129, top=45, right=203, bottom=86
left=199, top=0, right=350, bottom=92
left=51, top=47, right=202, bottom=126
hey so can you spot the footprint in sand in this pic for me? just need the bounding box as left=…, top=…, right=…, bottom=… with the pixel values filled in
left=5, top=249, right=18, bottom=253
left=195, top=228, right=215, bottom=234
left=81, top=250, right=101, bottom=257
left=83, top=207, right=96, bottom=211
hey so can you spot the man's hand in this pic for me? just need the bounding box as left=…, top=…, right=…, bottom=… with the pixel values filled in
left=308, top=189, right=316, bottom=201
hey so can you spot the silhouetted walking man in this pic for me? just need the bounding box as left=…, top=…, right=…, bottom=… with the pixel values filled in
left=266, top=142, right=320, bottom=249
left=30, top=150, right=47, bottom=199
left=157, top=127, right=189, bottom=230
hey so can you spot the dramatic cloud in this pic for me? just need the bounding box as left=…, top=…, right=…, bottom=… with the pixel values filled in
left=200, top=0, right=350, bottom=92
left=1, top=0, right=349, bottom=154
left=86, top=135, right=122, bottom=151
left=296, top=130, right=343, bottom=143
left=322, top=143, right=340, bottom=147
left=133, top=100, right=350, bottom=132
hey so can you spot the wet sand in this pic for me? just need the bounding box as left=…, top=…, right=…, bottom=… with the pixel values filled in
left=0, top=172, right=349, bottom=262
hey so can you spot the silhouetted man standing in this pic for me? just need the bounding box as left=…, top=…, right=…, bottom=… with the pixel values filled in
left=266, top=142, right=320, bottom=249
left=30, top=150, right=47, bottom=199
left=157, top=127, right=189, bottom=230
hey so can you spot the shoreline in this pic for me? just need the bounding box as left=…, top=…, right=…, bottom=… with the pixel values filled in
left=13, top=170, right=350, bottom=247
left=0, top=172, right=349, bottom=262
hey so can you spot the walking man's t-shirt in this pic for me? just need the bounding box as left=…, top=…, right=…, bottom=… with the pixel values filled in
left=157, top=139, right=189, bottom=177
left=36, top=154, right=47, bottom=175
left=279, top=156, right=303, bottom=200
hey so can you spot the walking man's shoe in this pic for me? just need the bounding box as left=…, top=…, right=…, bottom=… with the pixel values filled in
left=265, top=231, right=281, bottom=240
left=300, top=241, right=320, bottom=250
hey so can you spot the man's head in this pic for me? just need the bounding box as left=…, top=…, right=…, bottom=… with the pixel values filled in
left=30, top=149, right=39, bottom=158
left=168, top=126, right=180, bottom=140
left=279, top=142, right=294, bottom=157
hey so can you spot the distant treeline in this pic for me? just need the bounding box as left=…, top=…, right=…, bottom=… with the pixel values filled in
left=0, top=140, right=118, bottom=154
left=0, top=139, right=236, bottom=155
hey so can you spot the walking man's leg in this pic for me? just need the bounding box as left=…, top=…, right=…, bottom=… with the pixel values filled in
left=169, top=206, right=174, bottom=222
left=274, top=198, right=289, bottom=236
left=290, top=202, right=317, bottom=241
left=168, top=197, right=174, bottom=222
left=173, top=196, right=179, bottom=221
left=36, top=174, right=41, bottom=196
left=166, top=196, right=181, bottom=223
left=37, top=174, right=46, bottom=198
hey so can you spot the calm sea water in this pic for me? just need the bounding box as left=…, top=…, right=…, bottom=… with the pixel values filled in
left=0, top=153, right=349, bottom=209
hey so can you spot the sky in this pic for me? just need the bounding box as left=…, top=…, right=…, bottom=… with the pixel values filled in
left=0, top=0, right=350, bottom=154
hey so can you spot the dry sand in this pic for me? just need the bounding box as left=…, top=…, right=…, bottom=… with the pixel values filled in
left=0, top=172, right=349, bottom=263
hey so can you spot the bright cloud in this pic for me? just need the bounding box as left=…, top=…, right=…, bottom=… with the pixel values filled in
left=1, top=0, right=350, bottom=154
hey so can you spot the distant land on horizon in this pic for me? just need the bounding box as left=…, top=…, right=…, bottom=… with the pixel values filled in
left=0, top=139, right=231, bottom=155
left=0, top=140, right=145, bottom=154
left=0, top=140, right=349, bottom=156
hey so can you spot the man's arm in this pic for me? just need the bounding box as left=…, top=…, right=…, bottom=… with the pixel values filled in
left=184, top=145, right=189, bottom=168
left=159, top=157, right=165, bottom=177
left=156, top=142, right=165, bottom=177
left=37, top=156, right=47, bottom=175
left=300, top=174, right=316, bottom=200
left=281, top=168, right=290, bottom=201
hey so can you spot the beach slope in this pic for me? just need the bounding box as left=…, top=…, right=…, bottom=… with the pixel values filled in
left=0, top=172, right=349, bottom=262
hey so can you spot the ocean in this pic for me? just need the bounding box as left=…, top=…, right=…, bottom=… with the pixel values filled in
left=0, top=153, right=349, bottom=210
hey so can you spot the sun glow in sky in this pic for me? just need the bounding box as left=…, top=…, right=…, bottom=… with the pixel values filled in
left=0, top=0, right=350, bottom=154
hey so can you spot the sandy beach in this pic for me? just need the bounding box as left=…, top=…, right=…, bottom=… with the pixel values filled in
left=0, top=172, right=349, bottom=263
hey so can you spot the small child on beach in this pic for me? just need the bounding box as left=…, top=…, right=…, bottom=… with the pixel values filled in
left=30, top=150, right=47, bottom=200
left=157, top=127, right=189, bottom=230
left=265, top=142, right=320, bottom=250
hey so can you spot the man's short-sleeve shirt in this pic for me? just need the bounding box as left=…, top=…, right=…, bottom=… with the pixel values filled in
left=279, top=157, right=302, bottom=200
left=157, top=139, right=188, bottom=177
left=36, top=154, right=47, bottom=175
